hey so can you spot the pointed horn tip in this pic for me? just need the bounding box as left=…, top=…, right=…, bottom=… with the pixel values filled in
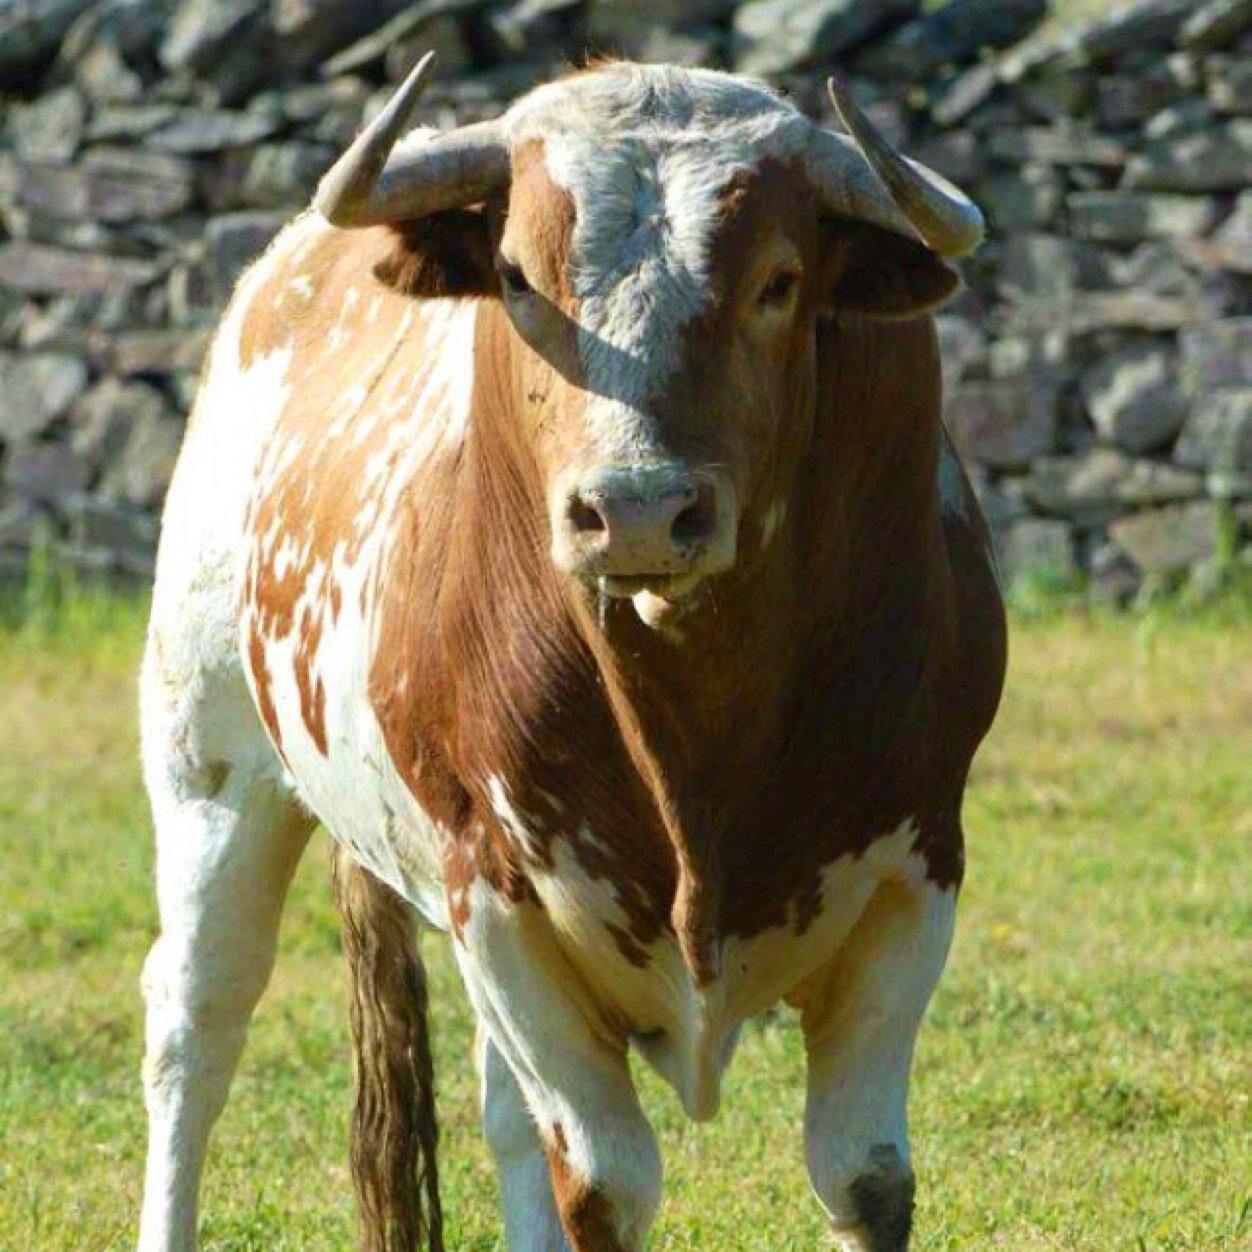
left=824, top=72, right=986, bottom=257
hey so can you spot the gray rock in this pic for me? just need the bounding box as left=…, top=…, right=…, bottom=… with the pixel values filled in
left=857, top=0, right=1045, bottom=79
left=1110, top=501, right=1217, bottom=575
left=70, top=33, right=145, bottom=103
left=1088, top=540, right=1142, bottom=605
left=323, top=3, right=475, bottom=78
left=987, top=124, right=1127, bottom=167
left=225, top=141, right=335, bottom=210
left=594, top=0, right=738, bottom=49
left=70, top=376, right=173, bottom=472
left=980, top=166, right=1063, bottom=232
left=205, top=212, right=286, bottom=300
left=0, top=0, right=96, bottom=91
left=1210, top=190, right=1252, bottom=261
left=1179, top=318, right=1252, bottom=392
left=0, top=497, right=48, bottom=553
left=271, top=0, right=408, bottom=74
left=1067, top=191, right=1220, bottom=243
left=9, top=87, right=87, bottom=163
left=63, top=494, right=158, bottom=574
left=488, top=0, right=585, bottom=58
left=56, top=0, right=179, bottom=74
left=908, top=132, right=984, bottom=184
left=1097, top=67, right=1186, bottom=129
left=930, top=62, right=1000, bottom=127
left=731, top=0, right=920, bottom=76
left=1024, top=448, right=1202, bottom=522
left=1081, top=341, right=1188, bottom=455
left=251, top=77, right=370, bottom=128
left=969, top=470, right=1031, bottom=530
left=1144, top=97, right=1218, bottom=141
left=1124, top=119, right=1252, bottom=191
left=4, top=442, right=91, bottom=505
left=1114, top=456, right=1207, bottom=507
left=96, top=404, right=184, bottom=508
left=1181, top=0, right=1252, bottom=51
left=945, top=379, right=1057, bottom=470
left=0, top=351, right=89, bottom=444
left=1015, top=66, right=1095, bottom=122
left=935, top=315, right=988, bottom=383
left=104, top=328, right=211, bottom=378
left=1082, top=0, right=1198, bottom=61
left=997, top=234, right=1111, bottom=303
left=0, top=242, right=164, bottom=296
left=160, top=0, right=273, bottom=104
left=167, top=256, right=216, bottom=328
left=86, top=105, right=180, bottom=143
left=1023, top=450, right=1129, bottom=525
left=998, top=517, right=1074, bottom=583
left=1206, top=54, right=1252, bottom=113
left=0, top=155, right=194, bottom=226
left=1174, top=388, right=1252, bottom=479
left=148, top=109, right=282, bottom=155
left=1065, top=292, right=1212, bottom=334
left=385, top=16, right=475, bottom=82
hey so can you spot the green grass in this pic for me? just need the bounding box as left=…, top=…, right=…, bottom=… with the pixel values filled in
left=1, top=591, right=1249, bottom=1251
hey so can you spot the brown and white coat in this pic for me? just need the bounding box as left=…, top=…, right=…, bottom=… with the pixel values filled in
left=137, top=62, right=1005, bottom=1252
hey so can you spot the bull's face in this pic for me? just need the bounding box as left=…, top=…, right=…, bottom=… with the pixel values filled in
left=316, top=61, right=981, bottom=626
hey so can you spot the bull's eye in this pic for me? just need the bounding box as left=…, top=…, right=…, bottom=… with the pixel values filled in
left=757, top=269, right=800, bottom=309
left=499, top=261, right=533, bottom=299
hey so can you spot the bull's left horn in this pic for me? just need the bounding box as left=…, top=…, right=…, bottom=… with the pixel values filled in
left=823, top=75, right=984, bottom=257
left=315, top=51, right=510, bottom=228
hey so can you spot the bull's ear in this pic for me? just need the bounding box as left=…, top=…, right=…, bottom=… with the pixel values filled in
left=374, top=207, right=501, bottom=298
left=819, top=219, right=960, bottom=319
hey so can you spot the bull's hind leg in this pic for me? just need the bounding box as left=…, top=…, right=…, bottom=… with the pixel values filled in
left=796, top=876, right=956, bottom=1252
left=136, top=642, right=312, bottom=1252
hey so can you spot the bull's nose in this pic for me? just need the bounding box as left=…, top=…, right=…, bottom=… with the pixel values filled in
left=555, top=465, right=735, bottom=581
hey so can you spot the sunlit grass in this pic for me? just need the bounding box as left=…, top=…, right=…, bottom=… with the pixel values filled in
left=1, top=590, right=1248, bottom=1249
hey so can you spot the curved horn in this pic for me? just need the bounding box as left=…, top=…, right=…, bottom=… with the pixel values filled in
left=810, top=75, right=984, bottom=257
left=315, top=51, right=510, bottom=228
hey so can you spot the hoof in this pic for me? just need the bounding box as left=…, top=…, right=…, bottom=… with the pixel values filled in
left=848, top=1144, right=915, bottom=1251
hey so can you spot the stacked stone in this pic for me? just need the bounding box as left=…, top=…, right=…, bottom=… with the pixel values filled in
left=0, top=0, right=1248, bottom=598
left=894, top=0, right=1252, bottom=600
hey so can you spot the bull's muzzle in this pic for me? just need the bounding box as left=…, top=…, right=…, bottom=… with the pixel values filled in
left=552, top=463, right=737, bottom=595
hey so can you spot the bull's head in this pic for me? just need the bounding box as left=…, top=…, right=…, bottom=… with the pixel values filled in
left=316, top=55, right=982, bottom=627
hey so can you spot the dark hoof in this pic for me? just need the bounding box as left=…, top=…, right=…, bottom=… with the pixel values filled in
left=849, top=1144, right=915, bottom=1251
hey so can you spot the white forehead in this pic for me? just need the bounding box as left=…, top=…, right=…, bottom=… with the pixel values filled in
left=501, top=65, right=813, bottom=439
left=504, top=65, right=810, bottom=300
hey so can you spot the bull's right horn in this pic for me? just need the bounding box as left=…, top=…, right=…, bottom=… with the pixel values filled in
left=315, top=51, right=510, bottom=228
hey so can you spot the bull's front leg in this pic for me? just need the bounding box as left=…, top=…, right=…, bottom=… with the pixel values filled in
left=455, top=889, right=661, bottom=1251
left=794, top=875, right=956, bottom=1252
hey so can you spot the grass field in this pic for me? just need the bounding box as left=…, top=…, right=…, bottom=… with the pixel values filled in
left=1, top=593, right=1249, bottom=1252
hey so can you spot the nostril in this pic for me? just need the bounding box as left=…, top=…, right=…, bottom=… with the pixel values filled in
left=671, top=484, right=716, bottom=549
left=568, top=496, right=607, bottom=536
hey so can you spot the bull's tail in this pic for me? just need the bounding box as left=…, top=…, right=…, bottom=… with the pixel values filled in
left=332, top=847, right=444, bottom=1252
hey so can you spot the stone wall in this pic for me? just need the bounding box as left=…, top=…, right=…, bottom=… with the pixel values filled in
left=1, top=0, right=1249, bottom=600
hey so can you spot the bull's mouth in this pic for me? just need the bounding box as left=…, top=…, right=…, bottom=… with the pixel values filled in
left=598, top=572, right=700, bottom=599
left=596, top=572, right=704, bottom=630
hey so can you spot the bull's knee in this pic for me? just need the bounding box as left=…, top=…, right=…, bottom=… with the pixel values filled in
left=543, top=1118, right=661, bottom=1252
left=812, top=1143, right=915, bottom=1252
